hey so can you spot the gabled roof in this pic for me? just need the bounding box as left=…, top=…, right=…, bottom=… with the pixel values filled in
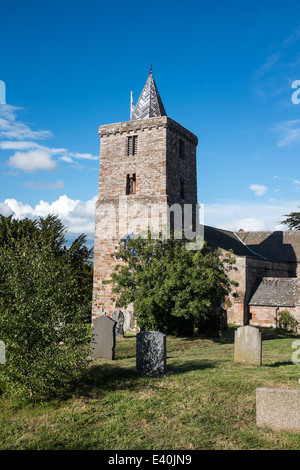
left=203, top=225, right=300, bottom=262
left=203, top=225, right=267, bottom=259
left=248, top=278, right=300, bottom=306
left=131, top=68, right=167, bottom=121
left=234, top=230, right=300, bottom=262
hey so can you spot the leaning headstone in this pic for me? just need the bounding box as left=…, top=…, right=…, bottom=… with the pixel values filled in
left=112, top=310, right=124, bottom=337
left=256, top=388, right=300, bottom=432
left=234, top=325, right=262, bottom=366
left=91, top=315, right=116, bottom=360
left=136, top=331, right=166, bottom=377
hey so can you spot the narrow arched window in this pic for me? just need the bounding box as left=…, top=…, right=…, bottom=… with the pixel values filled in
left=180, top=178, right=185, bottom=200
left=179, top=139, right=185, bottom=159
left=126, top=174, right=136, bottom=195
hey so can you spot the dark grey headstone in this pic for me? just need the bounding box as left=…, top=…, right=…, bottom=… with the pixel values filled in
left=91, top=315, right=116, bottom=360
left=112, top=310, right=124, bottom=337
left=136, top=331, right=167, bottom=376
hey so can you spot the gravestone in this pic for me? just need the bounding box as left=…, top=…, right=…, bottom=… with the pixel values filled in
left=256, top=388, right=300, bottom=432
left=136, top=331, right=166, bottom=376
left=112, top=310, right=124, bottom=337
left=0, top=341, right=5, bottom=364
left=91, top=315, right=116, bottom=360
left=123, top=310, right=132, bottom=333
left=234, top=325, right=262, bottom=366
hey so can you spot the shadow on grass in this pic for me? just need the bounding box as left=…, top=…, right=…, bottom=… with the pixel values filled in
left=69, top=358, right=217, bottom=399
left=168, top=326, right=236, bottom=345
left=68, top=327, right=299, bottom=400
left=260, top=327, right=300, bottom=341
left=167, top=359, right=217, bottom=374
left=266, top=361, right=298, bottom=368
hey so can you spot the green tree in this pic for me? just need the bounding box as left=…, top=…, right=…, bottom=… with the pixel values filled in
left=0, top=214, right=94, bottom=321
left=109, top=231, right=238, bottom=335
left=281, top=209, right=300, bottom=229
left=0, top=215, right=93, bottom=399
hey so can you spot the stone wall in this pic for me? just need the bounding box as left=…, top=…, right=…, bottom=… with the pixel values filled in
left=92, top=116, right=198, bottom=319
left=249, top=305, right=300, bottom=331
left=226, top=255, right=294, bottom=327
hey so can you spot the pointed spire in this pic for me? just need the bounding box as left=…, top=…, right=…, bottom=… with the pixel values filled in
left=131, top=69, right=166, bottom=120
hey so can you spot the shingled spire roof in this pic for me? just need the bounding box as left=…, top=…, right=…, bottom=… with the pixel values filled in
left=131, top=67, right=167, bottom=120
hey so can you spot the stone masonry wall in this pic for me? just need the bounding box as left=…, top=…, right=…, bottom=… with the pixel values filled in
left=92, top=116, right=198, bottom=319
left=249, top=305, right=300, bottom=332
left=226, top=255, right=294, bottom=326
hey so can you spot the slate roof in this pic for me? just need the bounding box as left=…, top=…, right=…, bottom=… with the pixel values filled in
left=248, top=278, right=300, bottom=306
left=131, top=69, right=167, bottom=120
left=203, top=225, right=268, bottom=260
left=203, top=225, right=300, bottom=262
left=234, top=230, right=300, bottom=262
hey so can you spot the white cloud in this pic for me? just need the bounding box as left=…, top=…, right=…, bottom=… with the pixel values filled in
left=249, top=184, right=268, bottom=196
left=254, top=53, right=281, bottom=80
left=0, top=140, right=42, bottom=150
left=7, top=149, right=58, bottom=173
left=272, top=119, right=300, bottom=147
left=3, top=195, right=98, bottom=238
left=59, top=156, right=74, bottom=163
left=68, top=152, right=99, bottom=161
left=0, top=105, right=98, bottom=175
left=0, top=201, right=13, bottom=217
left=0, top=108, right=52, bottom=140
left=22, top=180, right=65, bottom=190
left=203, top=200, right=299, bottom=232
left=0, top=104, right=22, bottom=121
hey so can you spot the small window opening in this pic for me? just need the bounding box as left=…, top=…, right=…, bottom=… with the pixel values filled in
left=127, top=136, right=138, bottom=156
left=179, top=139, right=185, bottom=159
left=126, top=174, right=136, bottom=195
left=180, top=178, right=185, bottom=200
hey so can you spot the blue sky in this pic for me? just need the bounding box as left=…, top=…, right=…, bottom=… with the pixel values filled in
left=1, top=0, right=300, bottom=244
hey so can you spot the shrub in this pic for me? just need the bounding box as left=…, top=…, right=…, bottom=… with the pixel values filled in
left=109, top=231, right=237, bottom=335
left=0, top=217, right=93, bottom=400
left=277, top=310, right=298, bottom=332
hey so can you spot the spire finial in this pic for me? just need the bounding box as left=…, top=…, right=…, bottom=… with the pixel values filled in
left=150, top=64, right=152, bottom=75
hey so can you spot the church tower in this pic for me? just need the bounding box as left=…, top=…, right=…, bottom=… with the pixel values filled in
left=92, top=69, right=198, bottom=319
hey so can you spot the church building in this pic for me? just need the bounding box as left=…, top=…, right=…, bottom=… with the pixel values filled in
left=93, top=69, right=300, bottom=333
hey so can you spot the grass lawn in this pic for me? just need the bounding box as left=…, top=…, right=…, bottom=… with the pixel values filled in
left=0, top=326, right=300, bottom=450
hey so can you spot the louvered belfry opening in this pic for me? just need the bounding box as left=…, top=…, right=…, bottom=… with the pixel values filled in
left=127, top=135, right=138, bottom=156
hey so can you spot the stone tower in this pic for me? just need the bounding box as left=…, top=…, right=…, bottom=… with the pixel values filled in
left=92, top=70, right=198, bottom=319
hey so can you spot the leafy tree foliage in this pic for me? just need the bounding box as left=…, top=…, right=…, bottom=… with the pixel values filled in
left=0, top=215, right=93, bottom=399
left=281, top=209, right=300, bottom=230
left=109, top=232, right=238, bottom=335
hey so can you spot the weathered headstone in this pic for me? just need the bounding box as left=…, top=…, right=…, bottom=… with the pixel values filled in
left=136, top=331, right=166, bottom=376
left=112, top=310, right=124, bottom=337
left=0, top=341, right=5, bottom=364
left=91, top=315, right=116, bottom=360
left=234, top=325, right=262, bottom=366
left=256, top=388, right=300, bottom=432
left=123, top=310, right=132, bottom=333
